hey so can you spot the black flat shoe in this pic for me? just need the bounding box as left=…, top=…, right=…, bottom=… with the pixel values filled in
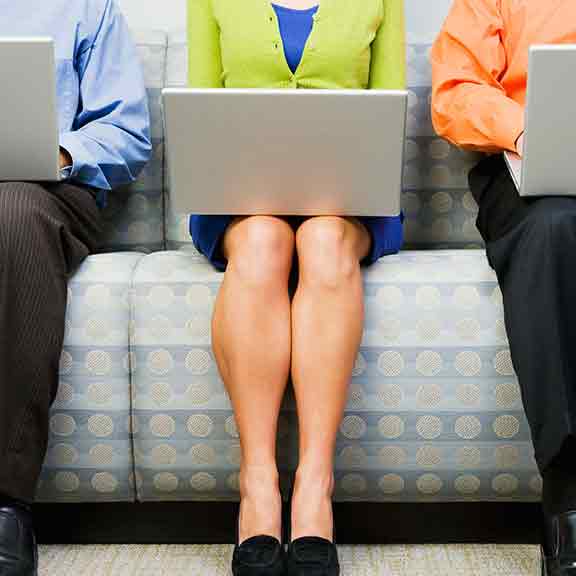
left=542, top=511, right=576, bottom=575
left=231, top=501, right=286, bottom=576
left=286, top=535, right=340, bottom=576
left=0, top=502, right=37, bottom=576
left=286, top=486, right=339, bottom=576
left=232, top=534, right=286, bottom=576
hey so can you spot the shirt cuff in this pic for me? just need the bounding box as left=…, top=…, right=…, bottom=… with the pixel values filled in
left=59, top=131, right=109, bottom=190
left=493, top=101, right=525, bottom=153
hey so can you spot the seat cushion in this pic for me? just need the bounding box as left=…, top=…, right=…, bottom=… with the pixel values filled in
left=37, top=253, right=145, bottom=503
left=130, top=249, right=541, bottom=502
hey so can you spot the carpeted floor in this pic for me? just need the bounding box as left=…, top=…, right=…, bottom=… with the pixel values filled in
left=39, top=544, right=541, bottom=575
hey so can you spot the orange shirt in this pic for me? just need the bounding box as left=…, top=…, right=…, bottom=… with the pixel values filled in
left=430, top=0, right=576, bottom=153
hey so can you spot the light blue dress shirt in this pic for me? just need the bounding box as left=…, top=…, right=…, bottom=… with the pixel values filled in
left=0, top=0, right=151, bottom=196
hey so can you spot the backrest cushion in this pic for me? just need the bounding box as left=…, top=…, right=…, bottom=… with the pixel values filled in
left=99, top=30, right=167, bottom=253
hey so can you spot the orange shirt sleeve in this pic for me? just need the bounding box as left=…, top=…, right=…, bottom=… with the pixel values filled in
left=430, top=0, right=524, bottom=153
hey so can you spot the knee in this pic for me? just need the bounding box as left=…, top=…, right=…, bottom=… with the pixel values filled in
left=226, top=217, right=295, bottom=286
left=296, top=217, right=359, bottom=288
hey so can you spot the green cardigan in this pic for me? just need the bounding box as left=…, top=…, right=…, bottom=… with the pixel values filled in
left=187, top=0, right=406, bottom=90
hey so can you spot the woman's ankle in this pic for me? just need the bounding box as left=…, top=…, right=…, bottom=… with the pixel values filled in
left=291, top=466, right=335, bottom=541
left=294, top=464, right=335, bottom=497
left=239, top=463, right=280, bottom=497
left=238, top=464, right=282, bottom=542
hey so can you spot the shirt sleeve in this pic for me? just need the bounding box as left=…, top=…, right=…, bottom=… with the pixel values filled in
left=369, top=0, right=406, bottom=90
left=430, top=0, right=524, bottom=153
left=188, top=0, right=224, bottom=87
left=59, top=0, right=151, bottom=190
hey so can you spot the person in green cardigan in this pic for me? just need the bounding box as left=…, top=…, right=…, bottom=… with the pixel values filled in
left=187, top=1, right=406, bottom=574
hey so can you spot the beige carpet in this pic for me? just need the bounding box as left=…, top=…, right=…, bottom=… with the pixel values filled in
left=39, top=544, right=541, bottom=575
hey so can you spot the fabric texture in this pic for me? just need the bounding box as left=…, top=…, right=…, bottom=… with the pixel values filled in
left=98, top=31, right=166, bottom=254
left=37, top=543, right=540, bottom=576
left=0, top=0, right=151, bottom=194
left=187, top=0, right=406, bottom=270
left=30, top=29, right=549, bottom=504
left=187, top=0, right=406, bottom=90
left=430, top=0, right=576, bottom=153
left=0, top=182, right=103, bottom=503
left=36, top=252, right=145, bottom=503
left=542, top=452, right=576, bottom=517
left=469, top=154, right=576, bottom=474
left=130, top=250, right=541, bottom=502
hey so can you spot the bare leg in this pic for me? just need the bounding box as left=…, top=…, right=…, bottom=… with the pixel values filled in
left=212, top=216, right=295, bottom=543
left=290, top=217, right=370, bottom=540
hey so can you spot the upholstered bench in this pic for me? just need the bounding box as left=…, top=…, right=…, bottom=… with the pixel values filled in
left=36, top=32, right=540, bottom=518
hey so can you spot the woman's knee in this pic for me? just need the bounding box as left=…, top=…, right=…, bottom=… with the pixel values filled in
left=296, top=217, right=360, bottom=288
left=225, top=216, right=295, bottom=285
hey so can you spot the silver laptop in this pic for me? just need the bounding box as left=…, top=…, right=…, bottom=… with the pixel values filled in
left=0, top=38, right=60, bottom=182
left=504, top=44, right=576, bottom=196
left=163, top=89, right=407, bottom=215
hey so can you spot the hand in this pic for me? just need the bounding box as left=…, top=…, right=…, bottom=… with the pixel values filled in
left=59, top=147, right=72, bottom=169
left=515, top=133, right=524, bottom=157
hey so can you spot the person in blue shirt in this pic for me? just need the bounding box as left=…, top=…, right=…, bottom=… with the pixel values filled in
left=0, top=1, right=151, bottom=573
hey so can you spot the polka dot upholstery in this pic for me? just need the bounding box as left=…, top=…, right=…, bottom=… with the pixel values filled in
left=37, top=253, right=145, bottom=502
left=99, top=31, right=166, bottom=254
left=36, top=33, right=542, bottom=505
left=131, top=251, right=541, bottom=502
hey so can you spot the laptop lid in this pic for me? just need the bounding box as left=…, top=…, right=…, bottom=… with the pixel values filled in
left=163, top=88, right=407, bottom=216
left=0, top=38, right=60, bottom=182
left=516, top=44, right=576, bottom=197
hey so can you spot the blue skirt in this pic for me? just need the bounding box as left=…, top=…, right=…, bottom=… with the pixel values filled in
left=190, top=214, right=404, bottom=272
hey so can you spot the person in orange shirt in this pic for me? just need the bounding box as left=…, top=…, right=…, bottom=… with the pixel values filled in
left=431, top=1, right=576, bottom=574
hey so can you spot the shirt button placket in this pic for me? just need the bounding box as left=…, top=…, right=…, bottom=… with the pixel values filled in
left=267, top=2, right=277, bottom=54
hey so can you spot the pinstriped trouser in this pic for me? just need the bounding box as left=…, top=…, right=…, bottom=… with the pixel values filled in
left=0, top=181, right=103, bottom=502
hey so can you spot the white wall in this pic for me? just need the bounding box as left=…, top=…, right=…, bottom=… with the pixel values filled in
left=118, top=0, right=453, bottom=42
left=118, top=0, right=186, bottom=31
left=406, top=0, right=452, bottom=43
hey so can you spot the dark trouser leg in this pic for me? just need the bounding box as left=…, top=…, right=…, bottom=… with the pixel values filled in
left=469, top=155, right=576, bottom=474
left=0, top=181, right=102, bottom=503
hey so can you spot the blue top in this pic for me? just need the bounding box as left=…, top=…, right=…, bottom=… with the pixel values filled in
left=272, top=4, right=319, bottom=74
left=0, top=0, right=152, bottom=195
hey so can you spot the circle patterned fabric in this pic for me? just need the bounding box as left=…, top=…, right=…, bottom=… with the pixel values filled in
left=36, top=36, right=540, bottom=504
left=128, top=250, right=540, bottom=503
